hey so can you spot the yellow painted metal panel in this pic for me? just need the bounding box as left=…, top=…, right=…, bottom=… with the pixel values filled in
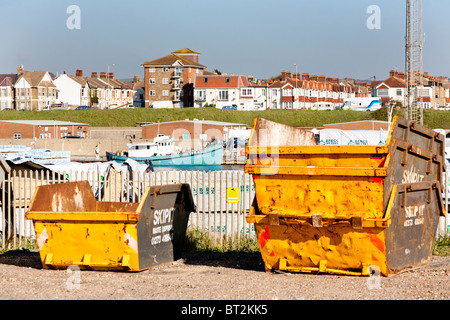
left=245, top=165, right=387, bottom=177
left=26, top=212, right=140, bottom=222
left=252, top=220, right=388, bottom=276
left=252, top=175, right=386, bottom=220
left=33, top=220, right=140, bottom=271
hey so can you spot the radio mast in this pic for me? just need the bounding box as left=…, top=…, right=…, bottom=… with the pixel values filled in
left=405, top=0, right=423, bottom=125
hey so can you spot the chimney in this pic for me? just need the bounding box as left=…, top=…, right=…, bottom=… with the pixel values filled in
left=281, top=70, right=292, bottom=81
left=302, top=73, right=310, bottom=80
left=17, top=65, right=24, bottom=75
left=91, top=72, right=98, bottom=78
left=318, top=75, right=326, bottom=83
left=398, top=72, right=405, bottom=80
left=332, top=78, right=339, bottom=84
left=108, top=72, right=114, bottom=80
left=310, top=75, right=318, bottom=81
left=133, top=75, right=139, bottom=83
left=76, top=69, right=83, bottom=77
left=326, top=77, right=333, bottom=83
left=389, top=70, right=396, bottom=78
left=100, top=72, right=107, bottom=79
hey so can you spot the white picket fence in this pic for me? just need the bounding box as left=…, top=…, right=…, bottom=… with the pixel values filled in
left=0, top=168, right=256, bottom=250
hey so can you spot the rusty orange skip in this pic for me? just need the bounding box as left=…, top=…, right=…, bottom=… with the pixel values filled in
left=245, top=116, right=446, bottom=276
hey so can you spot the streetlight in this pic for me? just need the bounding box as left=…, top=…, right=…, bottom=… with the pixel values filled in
left=294, top=64, right=298, bottom=110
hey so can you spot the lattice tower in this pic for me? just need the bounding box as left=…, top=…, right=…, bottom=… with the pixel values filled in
left=405, top=0, right=423, bottom=125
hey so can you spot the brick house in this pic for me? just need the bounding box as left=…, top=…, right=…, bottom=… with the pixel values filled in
left=14, top=66, right=58, bottom=110
left=142, top=48, right=206, bottom=108
left=84, top=71, right=134, bottom=109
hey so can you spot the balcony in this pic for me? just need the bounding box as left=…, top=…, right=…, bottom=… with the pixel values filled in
left=172, top=71, right=182, bottom=79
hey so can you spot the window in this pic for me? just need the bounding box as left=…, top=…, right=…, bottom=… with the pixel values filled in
left=241, top=88, right=253, bottom=96
left=377, top=89, right=389, bottom=97
left=226, top=77, right=230, bottom=83
left=396, top=89, right=402, bottom=96
left=162, top=90, right=169, bottom=96
left=13, top=133, right=21, bottom=139
left=196, top=90, right=206, bottom=101
left=149, top=67, right=155, bottom=73
left=163, top=67, right=169, bottom=72
left=204, top=78, right=208, bottom=83
left=282, top=102, right=293, bottom=109
left=149, top=78, right=156, bottom=84
left=218, top=90, right=228, bottom=100
left=283, top=89, right=293, bottom=96
left=162, top=78, right=169, bottom=85
left=272, top=89, right=278, bottom=96
left=149, top=90, right=155, bottom=96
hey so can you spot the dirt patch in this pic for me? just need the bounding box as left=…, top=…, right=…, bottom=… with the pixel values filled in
left=0, top=251, right=448, bottom=300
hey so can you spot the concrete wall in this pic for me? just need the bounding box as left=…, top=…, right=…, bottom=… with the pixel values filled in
left=89, top=127, right=142, bottom=139
left=0, top=136, right=206, bottom=159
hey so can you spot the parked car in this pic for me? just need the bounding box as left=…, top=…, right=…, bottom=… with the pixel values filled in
left=75, top=106, right=92, bottom=110
left=222, top=105, right=238, bottom=110
left=62, top=135, right=84, bottom=139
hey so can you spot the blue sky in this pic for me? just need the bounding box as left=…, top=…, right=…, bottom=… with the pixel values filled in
left=1, top=0, right=449, bottom=81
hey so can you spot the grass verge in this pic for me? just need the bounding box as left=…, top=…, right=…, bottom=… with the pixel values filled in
left=433, top=234, right=450, bottom=256
left=184, top=228, right=260, bottom=253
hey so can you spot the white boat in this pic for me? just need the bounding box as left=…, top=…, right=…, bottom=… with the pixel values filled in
left=127, top=134, right=182, bottom=158
left=106, top=134, right=224, bottom=167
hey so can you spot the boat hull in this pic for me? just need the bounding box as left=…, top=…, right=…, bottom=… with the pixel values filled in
left=106, top=144, right=223, bottom=166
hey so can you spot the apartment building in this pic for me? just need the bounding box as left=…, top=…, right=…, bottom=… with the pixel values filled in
left=142, top=48, right=206, bottom=108
left=14, top=66, right=58, bottom=110
left=0, top=74, right=16, bottom=110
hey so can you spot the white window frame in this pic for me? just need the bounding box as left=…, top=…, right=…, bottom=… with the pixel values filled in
left=149, top=78, right=156, bottom=84
left=241, top=88, right=253, bottom=96
left=162, top=90, right=169, bottom=97
left=218, top=90, right=228, bottom=100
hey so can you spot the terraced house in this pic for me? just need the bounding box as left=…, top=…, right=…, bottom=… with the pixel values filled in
left=0, top=74, right=16, bottom=110
left=142, top=48, right=207, bottom=108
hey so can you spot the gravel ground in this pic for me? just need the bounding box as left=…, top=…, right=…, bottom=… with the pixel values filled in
left=0, top=251, right=448, bottom=301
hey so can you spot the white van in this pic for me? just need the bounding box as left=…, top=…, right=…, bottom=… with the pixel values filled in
left=342, top=98, right=382, bottom=111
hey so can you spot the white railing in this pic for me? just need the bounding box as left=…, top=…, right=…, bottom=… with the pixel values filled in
left=0, top=169, right=255, bottom=250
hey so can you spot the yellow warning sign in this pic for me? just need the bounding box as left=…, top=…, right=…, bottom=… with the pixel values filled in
left=227, top=187, right=239, bottom=203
